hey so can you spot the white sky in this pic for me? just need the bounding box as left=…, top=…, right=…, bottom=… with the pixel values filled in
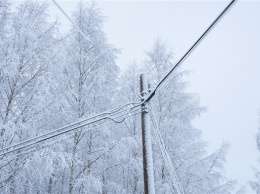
left=15, top=0, right=260, bottom=192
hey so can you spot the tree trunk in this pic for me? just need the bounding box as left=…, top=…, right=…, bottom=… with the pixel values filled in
left=102, top=172, right=106, bottom=194
left=87, top=129, right=93, bottom=175
left=69, top=134, right=78, bottom=194
left=48, top=175, right=53, bottom=194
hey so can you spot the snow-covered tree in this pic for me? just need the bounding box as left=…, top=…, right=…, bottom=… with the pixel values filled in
left=0, top=1, right=239, bottom=193
left=0, top=1, right=60, bottom=192
left=0, top=0, right=11, bottom=42
left=107, top=61, right=143, bottom=194
left=59, top=1, right=119, bottom=193
left=143, top=38, right=235, bottom=194
left=250, top=111, right=260, bottom=193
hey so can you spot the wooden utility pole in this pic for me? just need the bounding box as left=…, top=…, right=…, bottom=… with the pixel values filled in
left=140, top=74, right=155, bottom=194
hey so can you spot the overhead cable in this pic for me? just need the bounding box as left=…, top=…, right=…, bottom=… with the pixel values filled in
left=51, top=0, right=237, bottom=105
left=51, top=0, right=142, bottom=99
left=150, top=108, right=184, bottom=194
left=0, top=102, right=141, bottom=157
left=0, top=108, right=142, bottom=163
left=144, top=0, right=237, bottom=103
left=51, top=0, right=91, bottom=45
left=1, top=0, right=237, bottom=171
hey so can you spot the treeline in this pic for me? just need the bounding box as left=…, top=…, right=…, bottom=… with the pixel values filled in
left=0, top=1, right=246, bottom=193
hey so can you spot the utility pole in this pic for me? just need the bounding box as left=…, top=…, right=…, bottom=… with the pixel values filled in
left=140, top=74, right=155, bottom=194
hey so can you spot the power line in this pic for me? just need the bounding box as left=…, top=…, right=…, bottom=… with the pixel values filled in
left=0, top=105, right=141, bottom=157
left=149, top=108, right=184, bottom=194
left=114, top=68, right=142, bottom=99
left=52, top=0, right=237, bottom=105
left=0, top=2, right=239, bottom=193
left=0, top=107, right=141, bottom=158
left=144, top=0, right=237, bottom=104
left=0, top=102, right=141, bottom=157
left=51, top=0, right=116, bottom=68
left=0, top=133, right=75, bottom=165
left=0, top=101, right=139, bottom=153
left=0, top=0, right=145, bottom=158
left=3, top=0, right=237, bottom=163
left=1, top=0, right=237, bottom=176
left=0, top=101, right=137, bottom=154
left=0, top=109, right=142, bottom=164
left=51, top=0, right=91, bottom=46
left=51, top=0, right=141, bottom=100
left=146, top=2, right=237, bottom=191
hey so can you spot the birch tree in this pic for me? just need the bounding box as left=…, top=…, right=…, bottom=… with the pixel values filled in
left=60, top=1, right=119, bottom=193
left=107, top=62, right=143, bottom=194
left=0, top=1, right=240, bottom=193
left=250, top=112, right=260, bottom=193
left=144, top=38, right=235, bottom=194
left=0, top=1, right=60, bottom=193
left=0, top=0, right=10, bottom=42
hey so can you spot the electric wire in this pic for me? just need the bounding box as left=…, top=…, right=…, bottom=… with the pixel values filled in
left=51, top=0, right=118, bottom=76
left=51, top=0, right=237, bottom=110
left=0, top=103, right=141, bottom=157
left=0, top=106, right=141, bottom=157
left=52, top=0, right=237, bottom=105
left=0, top=109, right=142, bottom=164
left=0, top=133, right=75, bottom=165
left=51, top=0, right=141, bottom=99
left=0, top=0, right=148, bottom=156
left=148, top=101, right=183, bottom=193
left=50, top=0, right=238, bottom=124
left=149, top=108, right=184, bottom=194
left=143, top=0, right=237, bottom=104
left=114, top=68, right=142, bottom=99
left=0, top=101, right=140, bottom=153
left=0, top=0, right=237, bottom=181
left=0, top=108, right=142, bottom=161
left=51, top=0, right=91, bottom=46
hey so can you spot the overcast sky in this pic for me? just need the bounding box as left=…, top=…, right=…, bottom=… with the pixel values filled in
left=15, top=0, right=260, bottom=192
